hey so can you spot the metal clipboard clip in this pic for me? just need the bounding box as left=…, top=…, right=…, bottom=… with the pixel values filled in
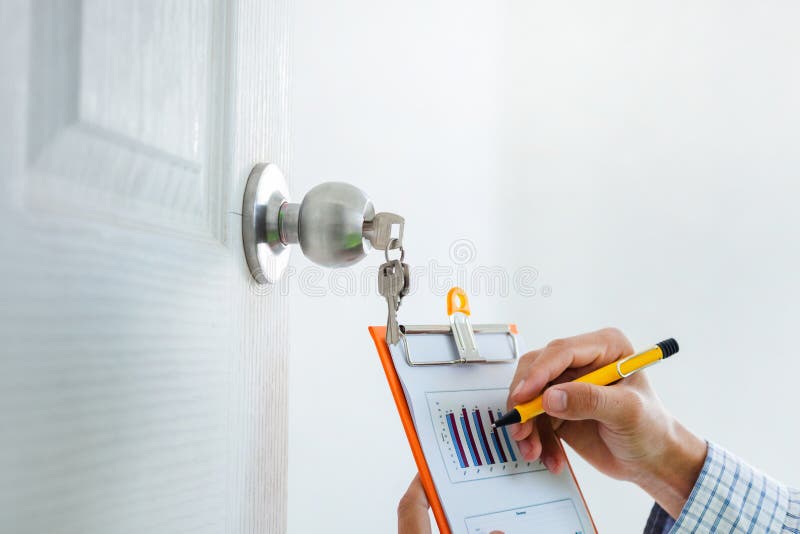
left=398, top=287, right=520, bottom=366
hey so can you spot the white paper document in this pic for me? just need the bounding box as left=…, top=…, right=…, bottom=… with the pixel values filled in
left=390, top=329, right=596, bottom=534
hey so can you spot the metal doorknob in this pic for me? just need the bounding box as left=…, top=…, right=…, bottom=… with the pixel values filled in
left=242, top=163, right=403, bottom=284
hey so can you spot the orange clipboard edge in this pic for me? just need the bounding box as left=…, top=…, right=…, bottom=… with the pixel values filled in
left=369, top=324, right=599, bottom=534
left=369, top=325, right=451, bottom=533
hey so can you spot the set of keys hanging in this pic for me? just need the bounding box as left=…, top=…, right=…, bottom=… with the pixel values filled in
left=363, top=213, right=409, bottom=345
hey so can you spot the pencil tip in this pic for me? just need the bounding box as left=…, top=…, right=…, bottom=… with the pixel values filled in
left=493, top=408, right=522, bottom=428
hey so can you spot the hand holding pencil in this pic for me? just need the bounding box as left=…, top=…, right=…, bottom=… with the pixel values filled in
left=504, top=328, right=706, bottom=519
left=494, top=337, right=679, bottom=429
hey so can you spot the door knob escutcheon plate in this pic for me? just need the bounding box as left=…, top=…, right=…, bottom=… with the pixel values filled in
left=242, top=163, right=291, bottom=284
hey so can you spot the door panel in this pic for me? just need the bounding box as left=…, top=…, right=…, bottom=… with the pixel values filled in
left=27, top=0, right=224, bottom=237
left=1, top=1, right=290, bottom=532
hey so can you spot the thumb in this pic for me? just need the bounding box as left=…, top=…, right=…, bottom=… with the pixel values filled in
left=542, top=382, right=640, bottom=427
left=398, top=475, right=431, bottom=534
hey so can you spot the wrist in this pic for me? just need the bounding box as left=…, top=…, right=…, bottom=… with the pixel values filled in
left=632, top=419, right=707, bottom=519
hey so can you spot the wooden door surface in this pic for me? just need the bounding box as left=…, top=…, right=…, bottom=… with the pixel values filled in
left=0, top=1, right=291, bottom=532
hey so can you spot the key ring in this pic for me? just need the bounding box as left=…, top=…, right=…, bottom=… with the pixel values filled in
left=385, top=238, right=405, bottom=263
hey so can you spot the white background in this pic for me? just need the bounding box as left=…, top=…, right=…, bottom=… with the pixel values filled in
left=287, top=2, right=800, bottom=532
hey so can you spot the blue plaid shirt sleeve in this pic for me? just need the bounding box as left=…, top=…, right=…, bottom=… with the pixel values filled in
left=643, top=441, right=800, bottom=533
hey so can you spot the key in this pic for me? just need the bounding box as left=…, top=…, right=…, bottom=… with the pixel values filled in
left=378, top=260, right=404, bottom=344
left=363, top=212, right=405, bottom=251
left=399, top=261, right=410, bottom=300
left=382, top=240, right=409, bottom=302
left=378, top=259, right=405, bottom=344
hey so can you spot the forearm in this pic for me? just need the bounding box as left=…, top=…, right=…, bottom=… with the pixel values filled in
left=640, top=440, right=797, bottom=534
left=632, top=419, right=707, bottom=519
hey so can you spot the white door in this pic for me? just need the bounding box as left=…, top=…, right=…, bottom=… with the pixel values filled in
left=1, top=1, right=290, bottom=532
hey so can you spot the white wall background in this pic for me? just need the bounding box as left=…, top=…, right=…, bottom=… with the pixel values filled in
left=288, top=2, right=800, bottom=532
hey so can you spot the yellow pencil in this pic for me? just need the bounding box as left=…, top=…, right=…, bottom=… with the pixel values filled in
left=493, top=338, right=679, bottom=428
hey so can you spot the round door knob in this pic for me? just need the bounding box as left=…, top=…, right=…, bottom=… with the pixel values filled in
left=295, top=182, right=375, bottom=267
left=242, top=163, right=383, bottom=284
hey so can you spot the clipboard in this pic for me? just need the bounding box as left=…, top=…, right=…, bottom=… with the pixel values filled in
left=368, top=288, right=598, bottom=534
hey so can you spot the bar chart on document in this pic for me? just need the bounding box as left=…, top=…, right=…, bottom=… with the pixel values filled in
left=426, top=388, right=546, bottom=483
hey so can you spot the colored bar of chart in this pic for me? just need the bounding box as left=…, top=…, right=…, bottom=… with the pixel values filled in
left=487, top=410, right=508, bottom=463
left=459, top=413, right=481, bottom=466
left=497, top=410, right=517, bottom=462
left=461, top=408, right=483, bottom=465
left=472, top=409, right=495, bottom=464
left=446, top=412, right=467, bottom=468
left=490, top=432, right=506, bottom=464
